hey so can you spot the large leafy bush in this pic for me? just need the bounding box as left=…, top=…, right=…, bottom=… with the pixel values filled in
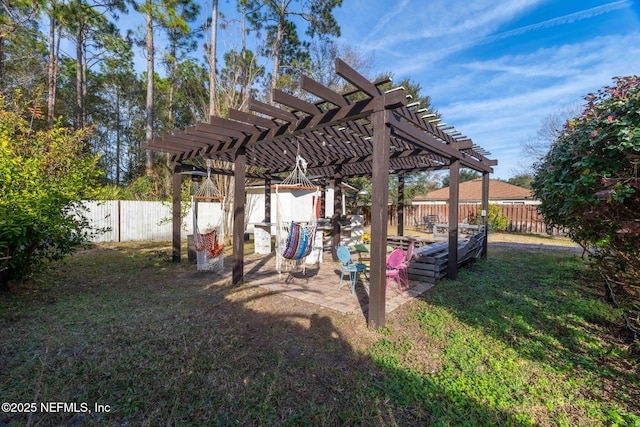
left=533, top=76, right=640, bottom=330
left=0, top=99, right=101, bottom=290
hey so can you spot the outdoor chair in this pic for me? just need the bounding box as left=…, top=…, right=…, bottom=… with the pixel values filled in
left=337, top=245, right=367, bottom=295
left=397, top=241, right=414, bottom=288
left=423, top=215, right=439, bottom=231
left=386, top=248, right=408, bottom=293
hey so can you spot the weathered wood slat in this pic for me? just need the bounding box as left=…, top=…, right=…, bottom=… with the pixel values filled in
left=407, top=268, right=443, bottom=278
left=386, top=235, right=435, bottom=251
left=404, top=233, right=486, bottom=284
left=413, top=242, right=449, bottom=257
left=413, top=256, right=444, bottom=264
left=407, top=262, right=445, bottom=272
left=407, top=275, right=439, bottom=284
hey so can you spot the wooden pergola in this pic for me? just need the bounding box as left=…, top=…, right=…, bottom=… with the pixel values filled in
left=147, top=59, right=497, bottom=328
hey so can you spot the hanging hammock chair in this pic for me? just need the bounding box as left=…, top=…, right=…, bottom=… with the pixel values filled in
left=192, top=169, right=224, bottom=271
left=274, top=154, right=321, bottom=278
left=271, top=153, right=320, bottom=191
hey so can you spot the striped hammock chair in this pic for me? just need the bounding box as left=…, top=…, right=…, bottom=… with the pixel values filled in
left=281, top=221, right=317, bottom=260
left=274, top=154, right=320, bottom=278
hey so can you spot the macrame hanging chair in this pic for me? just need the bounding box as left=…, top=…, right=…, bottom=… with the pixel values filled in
left=274, top=153, right=321, bottom=279
left=192, top=169, right=225, bottom=271
left=272, top=153, right=320, bottom=191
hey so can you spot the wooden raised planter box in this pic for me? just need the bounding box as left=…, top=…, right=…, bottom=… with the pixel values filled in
left=405, top=233, right=486, bottom=284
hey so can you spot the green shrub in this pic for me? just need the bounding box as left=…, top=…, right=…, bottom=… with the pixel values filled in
left=532, top=76, right=640, bottom=323
left=0, top=97, right=101, bottom=289
left=471, top=204, right=508, bottom=232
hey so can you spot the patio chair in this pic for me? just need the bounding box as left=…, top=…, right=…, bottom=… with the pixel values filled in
left=337, top=245, right=367, bottom=295
left=423, top=215, right=439, bottom=232
left=386, top=248, right=408, bottom=293
left=397, top=241, right=414, bottom=289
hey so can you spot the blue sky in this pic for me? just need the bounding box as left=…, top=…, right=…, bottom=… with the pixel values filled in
left=326, top=0, right=640, bottom=179
left=121, top=0, right=640, bottom=180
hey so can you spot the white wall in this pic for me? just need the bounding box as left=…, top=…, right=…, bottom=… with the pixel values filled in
left=245, top=186, right=336, bottom=233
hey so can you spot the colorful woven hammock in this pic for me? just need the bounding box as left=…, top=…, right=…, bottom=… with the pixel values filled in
left=281, top=222, right=317, bottom=260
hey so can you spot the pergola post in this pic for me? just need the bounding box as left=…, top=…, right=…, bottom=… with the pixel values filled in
left=448, top=159, right=460, bottom=279
left=172, top=164, right=182, bottom=263
left=397, top=172, right=405, bottom=236
left=232, top=146, right=246, bottom=285
left=481, top=172, right=490, bottom=259
left=369, top=108, right=390, bottom=329
left=332, top=170, right=342, bottom=261
left=264, top=178, right=271, bottom=223
left=334, top=174, right=342, bottom=215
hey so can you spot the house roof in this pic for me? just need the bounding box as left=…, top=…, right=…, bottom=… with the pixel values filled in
left=414, top=178, right=534, bottom=202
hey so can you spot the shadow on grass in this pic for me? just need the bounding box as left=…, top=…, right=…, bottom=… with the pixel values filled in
left=1, top=244, right=532, bottom=426
left=420, top=246, right=638, bottom=386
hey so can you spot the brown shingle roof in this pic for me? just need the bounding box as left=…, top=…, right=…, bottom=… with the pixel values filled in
left=414, top=178, right=534, bottom=202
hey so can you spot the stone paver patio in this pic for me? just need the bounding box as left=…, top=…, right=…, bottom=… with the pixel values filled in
left=242, top=250, right=435, bottom=321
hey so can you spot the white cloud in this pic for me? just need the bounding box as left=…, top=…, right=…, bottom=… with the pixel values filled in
left=350, top=0, right=544, bottom=55
left=432, top=31, right=640, bottom=178
left=471, top=0, right=634, bottom=45
left=357, top=0, right=639, bottom=81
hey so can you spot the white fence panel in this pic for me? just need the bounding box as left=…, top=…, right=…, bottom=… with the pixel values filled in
left=81, top=200, right=225, bottom=243
left=119, top=200, right=173, bottom=241
left=82, top=201, right=119, bottom=243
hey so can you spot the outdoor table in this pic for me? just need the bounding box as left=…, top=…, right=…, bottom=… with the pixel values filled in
left=351, top=244, right=393, bottom=263
left=433, top=223, right=482, bottom=238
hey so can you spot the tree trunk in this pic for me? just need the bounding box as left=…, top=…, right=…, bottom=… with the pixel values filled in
left=75, top=25, right=85, bottom=129
left=82, top=37, right=87, bottom=127
left=47, top=5, right=60, bottom=129
left=269, top=9, right=284, bottom=104
left=145, top=0, right=154, bottom=175
left=115, top=90, right=121, bottom=184
left=240, top=3, right=248, bottom=110
left=208, top=0, right=217, bottom=118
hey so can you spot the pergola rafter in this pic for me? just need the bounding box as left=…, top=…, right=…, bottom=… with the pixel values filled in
left=147, top=58, right=497, bottom=328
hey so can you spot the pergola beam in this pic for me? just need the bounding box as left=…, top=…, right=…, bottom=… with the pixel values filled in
left=273, top=89, right=322, bottom=115
left=248, top=98, right=299, bottom=122
left=336, top=58, right=380, bottom=97
left=301, top=75, right=349, bottom=107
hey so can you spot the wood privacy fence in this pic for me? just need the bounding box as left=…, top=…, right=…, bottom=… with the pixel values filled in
left=387, top=203, right=558, bottom=235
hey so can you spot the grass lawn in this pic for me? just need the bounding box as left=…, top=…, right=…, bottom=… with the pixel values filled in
left=1, top=237, right=638, bottom=426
